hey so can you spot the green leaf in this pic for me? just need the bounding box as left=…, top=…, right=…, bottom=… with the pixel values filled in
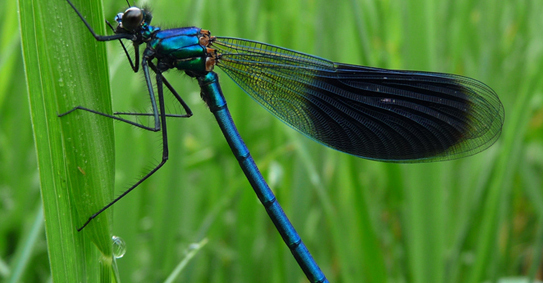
left=19, top=0, right=117, bottom=281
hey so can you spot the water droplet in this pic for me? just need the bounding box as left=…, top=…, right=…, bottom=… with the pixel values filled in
left=112, top=235, right=126, bottom=258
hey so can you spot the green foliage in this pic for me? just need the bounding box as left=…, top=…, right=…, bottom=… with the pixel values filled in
left=5, top=0, right=542, bottom=282
left=17, top=0, right=117, bottom=282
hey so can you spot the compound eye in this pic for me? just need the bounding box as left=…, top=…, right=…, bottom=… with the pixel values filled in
left=121, top=7, right=143, bottom=31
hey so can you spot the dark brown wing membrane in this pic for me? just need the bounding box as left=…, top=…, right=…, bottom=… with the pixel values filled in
left=212, top=37, right=504, bottom=162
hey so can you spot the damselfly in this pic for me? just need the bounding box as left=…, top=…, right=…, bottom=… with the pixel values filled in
left=62, top=1, right=504, bottom=282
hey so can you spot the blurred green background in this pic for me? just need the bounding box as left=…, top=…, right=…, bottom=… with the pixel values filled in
left=4, top=0, right=543, bottom=282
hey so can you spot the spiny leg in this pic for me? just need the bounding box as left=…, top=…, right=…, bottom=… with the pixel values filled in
left=77, top=57, right=170, bottom=230
left=114, top=62, right=193, bottom=118
left=66, top=0, right=133, bottom=42
left=106, top=20, right=140, bottom=72
left=60, top=52, right=162, bottom=132
left=149, top=61, right=192, bottom=117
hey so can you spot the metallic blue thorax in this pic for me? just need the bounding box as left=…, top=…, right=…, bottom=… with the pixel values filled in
left=146, top=26, right=210, bottom=73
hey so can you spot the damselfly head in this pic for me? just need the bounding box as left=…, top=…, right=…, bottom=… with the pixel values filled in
left=114, top=6, right=152, bottom=32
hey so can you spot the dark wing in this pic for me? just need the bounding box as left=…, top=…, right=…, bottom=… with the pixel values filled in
left=212, top=37, right=504, bottom=162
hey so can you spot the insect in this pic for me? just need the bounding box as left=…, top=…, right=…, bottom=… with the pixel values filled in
left=62, top=0, right=504, bottom=282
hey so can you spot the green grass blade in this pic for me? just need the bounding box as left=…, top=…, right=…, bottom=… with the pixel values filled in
left=0, top=0, right=20, bottom=107
left=164, top=238, right=209, bottom=283
left=18, top=0, right=116, bottom=281
left=7, top=206, right=43, bottom=283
